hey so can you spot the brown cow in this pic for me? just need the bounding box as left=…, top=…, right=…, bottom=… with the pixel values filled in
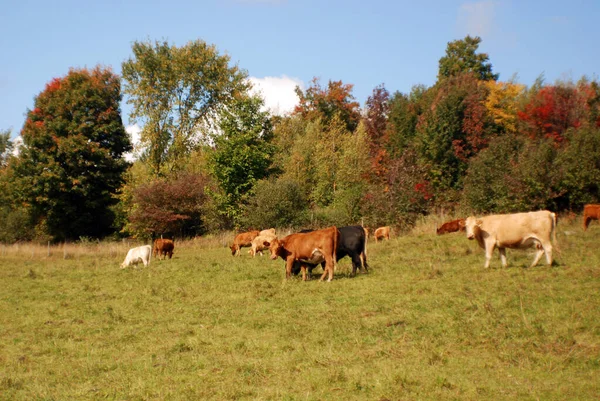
left=374, top=226, right=390, bottom=242
left=436, top=219, right=466, bottom=235
left=264, top=226, right=339, bottom=282
left=583, top=204, right=600, bottom=231
left=230, top=230, right=260, bottom=256
left=153, top=238, right=174, bottom=260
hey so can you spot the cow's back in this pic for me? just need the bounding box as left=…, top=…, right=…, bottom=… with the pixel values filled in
left=480, top=211, right=554, bottom=244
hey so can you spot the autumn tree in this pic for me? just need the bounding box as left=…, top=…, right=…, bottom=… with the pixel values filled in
left=518, top=81, right=599, bottom=143
left=294, top=77, right=361, bottom=132
left=416, top=73, right=492, bottom=193
left=127, top=172, right=210, bottom=237
left=364, top=84, right=390, bottom=179
left=207, top=95, right=275, bottom=227
left=483, top=80, right=525, bottom=134
left=11, top=67, right=131, bottom=241
left=438, top=35, right=498, bottom=82
left=122, top=39, right=249, bottom=176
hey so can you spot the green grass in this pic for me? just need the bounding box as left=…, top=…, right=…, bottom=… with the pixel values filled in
left=1, top=221, right=599, bottom=400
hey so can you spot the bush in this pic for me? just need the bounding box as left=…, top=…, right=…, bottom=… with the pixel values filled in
left=241, top=178, right=310, bottom=229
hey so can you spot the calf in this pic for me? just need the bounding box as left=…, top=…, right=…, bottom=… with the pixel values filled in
left=265, top=226, right=339, bottom=281
left=436, top=219, right=466, bottom=235
left=374, top=226, right=390, bottom=242
left=230, top=230, right=260, bottom=256
left=153, top=238, right=175, bottom=260
left=121, top=245, right=152, bottom=268
left=583, top=204, right=600, bottom=231
left=249, top=229, right=277, bottom=257
left=292, top=226, right=369, bottom=277
left=465, top=210, right=556, bottom=268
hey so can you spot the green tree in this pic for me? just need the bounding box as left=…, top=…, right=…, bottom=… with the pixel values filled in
left=11, top=67, right=131, bottom=241
left=438, top=35, right=499, bottom=82
left=207, top=95, right=275, bottom=226
left=122, top=39, right=249, bottom=176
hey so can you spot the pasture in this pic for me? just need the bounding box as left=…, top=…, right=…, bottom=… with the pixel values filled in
left=1, top=218, right=599, bottom=400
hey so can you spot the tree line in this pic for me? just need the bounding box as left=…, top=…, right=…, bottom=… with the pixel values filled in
left=1, top=35, right=599, bottom=242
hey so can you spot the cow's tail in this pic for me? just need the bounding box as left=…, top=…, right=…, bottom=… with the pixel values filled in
left=551, top=212, right=560, bottom=255
left=362, top=225, right=368, bottom=269
left=333, top=226, right=339, bottom=272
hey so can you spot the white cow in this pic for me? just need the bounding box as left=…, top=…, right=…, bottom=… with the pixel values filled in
left=120, top=245, right=152, bottom=268
left=465, top=210, right=556, bottom=268
left=249, top=229, right=277, bottom=257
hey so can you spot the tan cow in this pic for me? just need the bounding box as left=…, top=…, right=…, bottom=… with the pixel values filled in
left=583, top=204, right=600, bottom=231
left=264, top=226, right=340, bottom=282
left=230, top=230, right=260, bottom=256
left=465, top=210, right=557, bottom=268
left=153, top=238, right=174, bottom=260
left=374, top=226, right=390, bottom=242
left=249, top=229, right=277, bottom=257
left=436, top=219, right=466, bottom=235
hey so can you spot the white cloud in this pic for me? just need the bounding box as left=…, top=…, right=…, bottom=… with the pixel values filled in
left=248, top=75, right=303, bottom=116
left=458, top=1, right=495, bottom=37
left=11, top=136, right=23, bottom=157
left=124, top=124, right=142, bottom=162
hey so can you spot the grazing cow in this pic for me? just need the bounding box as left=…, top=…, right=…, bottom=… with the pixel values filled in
left=264, top=226, right=339, bottom=281
left=249, top=229, right=278, bottom=257
left=436, top=219, right=466, bottom=235
left=292, top=226, right=369, bottom=277
left=153, top=238, right=175, bottom=260
left=465, top=210, right=557, bottom=268
left=121, top=245, right=152, bottom=268
left=583, top=204, right=600, bottom=231
left=230, top=230, right=260, bottom=256
left=374, top=226, right=390, bottom=242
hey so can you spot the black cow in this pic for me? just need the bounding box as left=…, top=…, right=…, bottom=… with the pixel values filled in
left=292, top=226, right=368, bottom=277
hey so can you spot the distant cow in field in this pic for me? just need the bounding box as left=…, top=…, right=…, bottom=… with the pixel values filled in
left=153, top=238, right=175, bottom=260
left=583, top=204, right=600, bottom=231
left=436, top=219, right=466, bottom=235
left=374, top=226, right=390, bottom=242
left=230, top=230, right=260, bottom=256
left=121, top=245, right=152, bottom=268
left=292, top=226, right=369, bottom=278
left=264, top=226, right=340, bottom=281
left=249, top=229, right=277, bottom=257
left=465, top=210, right=556, bottom=268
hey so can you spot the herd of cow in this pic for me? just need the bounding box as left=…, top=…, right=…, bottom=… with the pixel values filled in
left=120, top=204, right=600, bottom=279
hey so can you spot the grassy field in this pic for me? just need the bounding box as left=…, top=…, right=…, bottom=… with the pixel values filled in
left=1, top=218, right=599, bottom=400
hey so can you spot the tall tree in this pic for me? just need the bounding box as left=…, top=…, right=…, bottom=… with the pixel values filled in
left=207, top=95, right=275, bottom=226
left=294, top=77, right=361, bottom=132
left=364, top=84, right=390, bottom=179
left=122, top=39, right=249, bottom=176
left=0, top=129, right=12, bottom=166
left=12, top=67, right=131, bottom=241
left=438, top=35, right=499, bottom=82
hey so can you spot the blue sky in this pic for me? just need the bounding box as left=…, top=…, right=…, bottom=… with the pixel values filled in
left=1, top=0, right=599, bottom=139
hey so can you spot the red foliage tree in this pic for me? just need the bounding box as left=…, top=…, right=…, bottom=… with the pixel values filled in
left=518, top=83, right=597, bottom=143
left=128, top=173, right=210, bottom=237
left=364, top=84, right=390, bottom=179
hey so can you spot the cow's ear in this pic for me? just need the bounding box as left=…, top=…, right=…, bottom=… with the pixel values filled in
left=263, top=241, right=270, bottom=247
left=476, top=219, right=483, bottom=226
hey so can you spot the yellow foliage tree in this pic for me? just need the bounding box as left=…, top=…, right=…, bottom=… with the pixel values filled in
left=484, top=80, right=525, bottom=134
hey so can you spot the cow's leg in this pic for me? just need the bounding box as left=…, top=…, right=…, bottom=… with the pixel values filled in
left=350, top=252, right=362, bottom=276
left=301, top=265, right=307, bottom=281
left=534, top=241, right=553, bottom=267
left=498, top=248, right=507, bottom=267
left=483, top=244, right=495, bottom=268
left=285, top=258, right=294, bottom=279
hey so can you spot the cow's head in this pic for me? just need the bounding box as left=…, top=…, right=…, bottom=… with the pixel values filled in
left=264, top=239, right=282, bottom=260
left=229, top=244, right=238, bottom=256
left=464, top=217, right=482, bottom=240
